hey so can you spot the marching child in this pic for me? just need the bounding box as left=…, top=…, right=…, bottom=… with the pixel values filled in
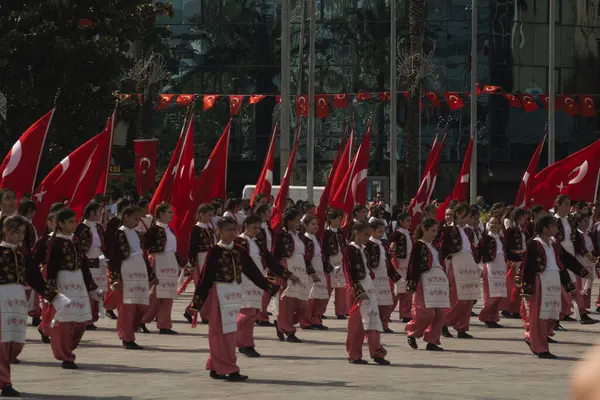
left=388, top=213, right=413, bottom=323
left=254, top=205, right=276, bottom=326
left=323, top=210, right=347, bottom=319
left=573, top=213, right=599, bottom=321
left=502, top=208, right=528, bottom=318
left=104, top=198, right=131, bottom=320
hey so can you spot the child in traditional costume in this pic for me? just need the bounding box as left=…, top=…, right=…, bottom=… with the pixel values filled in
left=501, top=208, right=528, bottom=319
left=323, top=210, right=347, bottom=319
left=254, top=204, right=276, bottom=326
left=388, top=213, right=413, bottom=323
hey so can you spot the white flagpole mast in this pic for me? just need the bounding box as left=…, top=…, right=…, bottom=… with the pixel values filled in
left=390, top=0, right=398, bottom=205
left=548, top=0, right=556, bottom=165
left=469, top=0, right=478, bottom=204
left=280, top=0, right=291, bottom=180
left=306, top=0, right=316, bottom=202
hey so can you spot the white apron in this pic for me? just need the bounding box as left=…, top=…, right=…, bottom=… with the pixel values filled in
left=486, top=257, right=508, bottom=298
left=240, top=239, right=265, bottom=310
left=56, top=270, right=92, bottom=323
left=309, top=256, right=329, bottom=299
left=394, top=258, right=409, bottom=295
left=89, top=257, right=108, bottom=292
left=539, top=270, right=562, bottom=320
left=372, top=265, right=393, bottom=306
left=358, top=274, right=383, bottom=332
left=216, top=282, right=243, bottom=334
left=281, top=253, right=310, bottom=300
left=421, top=266, right=450, bottom=309
left=121, top=255, right=150, bottom=305
left=154, top=252, right=179, bottom=299
left=328, top=253, right=345, bottom=288
left=450, top=251, right=480, bottom=300
left=0, top=284, right=27, bottom=343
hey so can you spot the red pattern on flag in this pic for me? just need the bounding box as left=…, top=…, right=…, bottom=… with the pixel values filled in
left=251, top=120, right=278, bottom=207
left=356, top=93, right=371, bottom=102
left=133, top=139, right=158, bottom=196
left=520, top=94, right=539, bottom=112
left=157, top=94, right=174, bottom=110
left=229, top=95, right=244, bottom=116
left=329, top=130, right=354, bottom=203
left=426, top=92, right=440, bottom=108
left=482, top=85, right=502, bottom=94
left=170, top=116, right=196, bottom=233
left=333, top=94, right=348, bottom=109
left=249, top=95, right=266, bottom=105
left=504, top=94, right=522, bottom=108
left=203, top=95, right=219, bottom=111
left=176, top=94, right=194, bottom=106
left=515, top=132, right=546, bottom=209
left=315, top=94, right=329, bottom=118
left=580, top=95, right=596, bottom=117
left=436, top=136, right=473, bottom=221
left=444, top=92, right=464, bottom=111
left=558, top=95, right=580, bottom=116
left=296, top=95, right=308, bottom=117
left=378, top=92, right=391, bottom=102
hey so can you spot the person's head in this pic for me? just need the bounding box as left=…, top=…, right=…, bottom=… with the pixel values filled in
left=576, top=213, right=590, bottom=232
left=122, top=205, right=141, bottom=229
left=46, top=212, right=57, bottom=232
left=156, top=203, right=173, bottom=224
left=83, top=202, right=102, bottom=222
left=243, top=214, right=262, bottom=238
left=476, top=196, right=485, bottom=206
left=254, top=205, right=272, bottom=222
left=18, top=199, right=36, bottom=220
left=353, top=205, right=368, bottom=221
left=225, top=198, right=242, bottom=213
left=531, top=205, right=546, bottom=221
left=397, top=213, right=411, bottom=230
left=197, top=203, right=215, bottom=224
left=283, top=208, right=302, bottom=231
left=502, top=205, right=515, bottom=222
left=0, top=188, right=17, bottom=215
left=416, top=217, right=439, bottom=241
left=578, top=202, right=590, bottom=216
left=369, top=219, right=386, bottom=239
left=424, top=204, right=437, bottom=219
left=217, top=217, right=238, bottom=243
left=303, top=215, right=319, bottom=235
left=137, top=199, right=150, bottom=215
left=253, top=194, right=269, bottom=209
left=513, top=208, right=528, bottom=227
left=2, top=215, right=28, bottom=245
left=535, top=215, right=557, bottom=238
left=353, top=221, right=371, bottom=245
left=453, top=203, right=470, bottom=226
left=55, top=208, right=77, bottom=235
left=488, top=216, right=501, bottom=234
left=469, top=207, right=480, bottom=227
left=304, top=202, right=316, bottom=216
left=286, top=198, right=295, bottom=208
left=444, top=207, right=454, bottom=224
left=50, top=202, right=66, bottom=214
left=555, top=195, right=571, bottom=216
left=116, top=198, right=131, bottom=216
left=327, top=209, right=343, bottom=229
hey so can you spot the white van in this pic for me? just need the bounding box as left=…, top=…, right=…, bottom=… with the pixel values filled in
left=242, top=185, right=325, bottom=205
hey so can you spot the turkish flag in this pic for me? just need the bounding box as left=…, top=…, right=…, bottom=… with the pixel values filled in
left=444, top=92, right=464, bottom=111
left=249, top=95, right=266, bottom=105
left=409, top=133, right=445, bottom=232
left=149, top=110, right=192, bottom=214
left=505, top=94, right=522, bottom=108
left=482, top=85, right=502, bottom=94
left=31, top=125, right=105, bottom=236
left=356, top=93, right=371, bottom=102
left=328, top=130, right=354, bottom=203
left=178, top=120, right=231, bottom=255
left=426, top=92, right=440, bottom=108
left=436, top=136, right=473, bottom=221
left=176, top=94, right=195, bottom=107
left=333, top=94, right=348, bottom=109
left=157, top=94, right=174, bottom=111
left=271, top=122, right=303, bottom=233
left=250, top=120, right=278, bottom=207
left=203, top=95, right=219, bottom=111
left=229, top=95, right=244, bottom=116
left=515, top=133, right=546, bottom=209
left=580, top=96, right=596, bottom=117
left=520, top=93, right=539, bottom=112
left=133, top=138, right=158, bottom=196
left=378, top=92, right=391, bottom=102
left=558, top=95, right=580, bottom=116
left=69, top=110, right=116, bottom=219
left=532, top=139, right=600, bottom=208
left=315, top=94, right=329, bottom=118
left=539, top=95, right=561, bottom=111
left=296, top=95, right=308, bottom=117
left=170, top=117, right=196, bottom=233
left=275, top=95, right=282, bottom=104
left=330, top=123, right=371, bottom=215
left=0, top=109, right=54, bottom=199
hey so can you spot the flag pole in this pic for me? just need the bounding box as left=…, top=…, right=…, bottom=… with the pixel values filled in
left=31, top=108, right=56, bottom=195
left=306, top=0, right=316, bottom=203
left=389, top=0, right=398, bottom=206
left=280, top=0, right=291, bottom=181
left=469, top=0, right=478, bottom=204
left=594, top=168, right=600, bottom=203
left=548, top=0, right=556, bottom=165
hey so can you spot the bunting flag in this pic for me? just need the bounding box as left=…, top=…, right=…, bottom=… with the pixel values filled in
left=505, top=94, right=522, bottom=108
left=436, top=136, right=474, bottom=221
left=250, top=118, right=278, bottom=207
left=333, top=94, right=348, bottom=109
left=515, top=132, right=547, bottom=209
left=249, top=95, right=266, bottom=105
left=229, top=95, right=244, bottom=116
left=133, top=138, right=159, bottom=196
left=426, top=92, right=440, bottom=108
left=157, top=94, right=175, bottom=110
left=378, top=92, right=391, bottom=102
left=203, top=95, right=218, bottom=111
left=0, top=108, right=54, bottom=199
left=315, top=94, right=329, bottom=118
left=482, top=85, right=502, bottom=94
left=296, top=95, right=308, bottom=117
left=580, top=96, right=596, bottom=117
left=444, top=92, right=464, bottom=110
left=356, top=93, right=371, bottom=102
left=176, top=94, right=195, bottom=107
left=558, top=95, right=580, bottom=116
left=520, top=94, right=539, bottom=112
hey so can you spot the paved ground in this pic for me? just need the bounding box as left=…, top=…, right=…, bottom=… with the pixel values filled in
left=13, top=288, right=600, bottom=400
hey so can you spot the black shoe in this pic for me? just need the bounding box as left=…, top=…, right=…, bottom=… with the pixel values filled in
left=407, top=336, right=418, bottom=349
left=105, top=310, right=117, bottom=319
left=562, top=316, right=576, bottom=322
left=402, top=317, right=412, bottom=323
left=580, top=314, right=599, bottom=325
left=86, top=323, right=97, bottom=331
left=313, top=324, right=329, bottom=331
left=348, top=358, right=368, bottom=365
left=183, top=312, right=193, bottom=323
left=373, top=357, right=391, bottom=365
left=286, top=334, right=302, bottom=343
left=255, top=320, right=274, bottom=327
left=470, top=311, right=479, bottom=317
left=537, top=351, right=558, bottom=359
left=547, top=336, right=558, bottom=344
left=383, top=328, right=394, bottom=334
left=122, top=341, right=144, bottom=350
left=1, top=385, right=20, bottom=397
left=321, top=315, right=327, bottom=320
left=525, top=339, right=537, bottom=355
left=31, top=317, right=41, bottom=327
left=239, top=347, right=261, bottom=358
left=274, top=321, right=284, bottom=342
left=61, top=361, right=78, bottom=370
left=336, top=315, right=347, bottom=320
left=510, top=312, right=521, bottom=319
left=441, top=326, right=453, bottom=338
left=501, top=310, right=512, bottom=318
left=10, top=359, right=19, bottom=365
left=226, top=372, right=249, bottom=381
left=209, top=370, right=227, bottom=380
left=139, top=324, right=150, bottom=334
left=301, top=325, right=318, bottom=330
left=596, top=306, right=600, bottom=313
left=159, top=328, right=178, bottom=335
left=426, top=343, right=444, bottom=351
left=457, top=331, right=473, bottom=339
left=554, top=321, right=567, bottom=332
left=38, top=329, right=50, bottom=344
left=201, top=319, right=209, bottom=324
left=484, top=321, right=503, bottom=328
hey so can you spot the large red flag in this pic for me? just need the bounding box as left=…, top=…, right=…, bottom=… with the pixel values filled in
left=515, top=132, right=546, bottom=209
left=532, top=140, right=600, bottom=208
left=436, top=136, right=473, bottom=221
left=170, top=117, right=196, bottom=233
left=133, top=138, right=159, bottom=196
left=0, top=109, right=54, bottom=199
left=69, top=110, right=116, bottom=218
left=271, top=123, right=303, bottom=233
left=328, top=130, right=354, bottom=203
left=31, top=131, right=105, bottom=236
left=250, top=119, right=278, bottom=207
left=149, top=109, right=192, bottom=214
left=329, top=123, right=372, bottom=215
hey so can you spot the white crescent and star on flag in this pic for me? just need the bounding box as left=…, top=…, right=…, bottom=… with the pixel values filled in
left=1, top=140, right=22, bottom=179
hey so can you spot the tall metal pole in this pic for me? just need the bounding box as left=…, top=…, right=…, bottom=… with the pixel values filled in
left=418, top=87, right=422, bottom=178
left=469, top=0, right=478, bottom=204
left=306, top=0, right=316, bottom=202
left=389, top=0, right=398, bottom=205
left=280, top=0, right=291, bottom=179
left=548, top=0, right=556, bottom=164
